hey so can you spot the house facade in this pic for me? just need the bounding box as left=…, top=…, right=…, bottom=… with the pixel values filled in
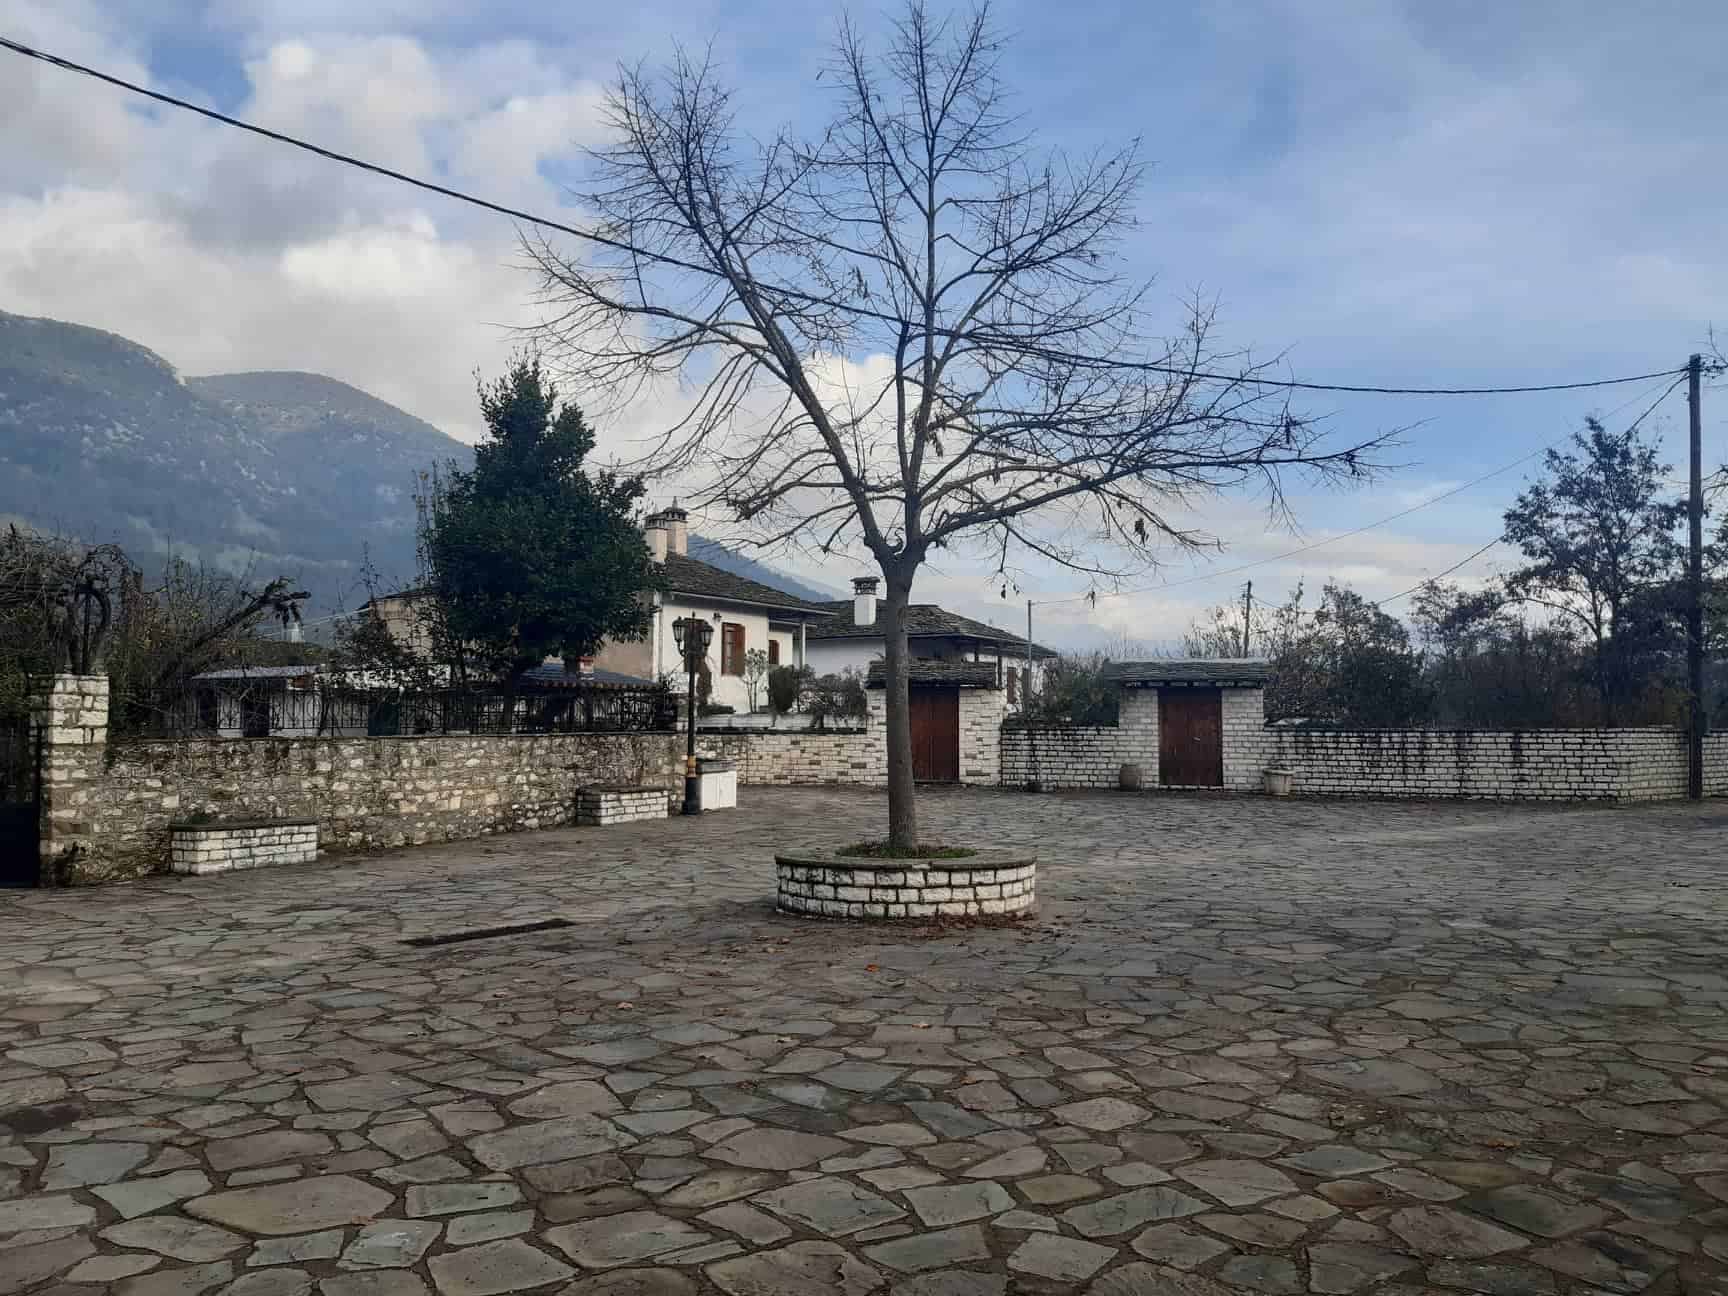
left=806, top=577, right=1056, bottom=702
left=586, top=508, right=833, bottom=713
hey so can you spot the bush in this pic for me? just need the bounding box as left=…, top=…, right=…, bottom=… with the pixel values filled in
left=767, top=665, right=804, bottom=715
left=804, top=669, right=868, bottom=729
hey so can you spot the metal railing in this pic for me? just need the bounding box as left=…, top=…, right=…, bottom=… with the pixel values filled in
left=114, top=682, right=677, bottom=740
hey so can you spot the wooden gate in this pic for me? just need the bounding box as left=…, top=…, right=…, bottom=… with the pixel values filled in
left=0, top=716, right=40, bottom=888
left=909, top=688, right=960, bottom=783
left=1159, top=688, right=1223, bottom=787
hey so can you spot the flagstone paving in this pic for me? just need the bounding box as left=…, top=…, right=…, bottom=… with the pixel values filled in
left=2, top=786, right=1727, bottom=1294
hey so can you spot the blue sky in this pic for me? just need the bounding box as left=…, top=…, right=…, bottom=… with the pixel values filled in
left=2, top=0, right=1724, bottom=649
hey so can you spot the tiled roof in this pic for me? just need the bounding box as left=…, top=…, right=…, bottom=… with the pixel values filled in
left=191, top=665, right=322, bottom=682
left=810, top=600, right=1056, bottom=658
left=1106, top=658, right=1271, bottom=687
left=865, top=659, right=1001, bottom=689
left=662, top=554, right=833, bottom=617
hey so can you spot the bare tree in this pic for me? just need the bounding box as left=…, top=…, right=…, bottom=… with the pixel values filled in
left=530, top=3, right=1389, bottom=847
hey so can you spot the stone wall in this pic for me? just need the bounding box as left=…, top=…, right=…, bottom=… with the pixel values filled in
left=775, top=851, right=1036, bottom=919
left=170, top=819, right=319, bottom=876
left=1001, top=674, right=1728, bottom=802
left=1000, top=689, right=1165, bottom=790
left=1263, top=727, right=1700, bottom=801
left=32, top=673, right=682, bottom=885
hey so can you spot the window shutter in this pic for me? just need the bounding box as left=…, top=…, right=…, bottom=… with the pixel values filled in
left=768, top=640, right=780, bottom=666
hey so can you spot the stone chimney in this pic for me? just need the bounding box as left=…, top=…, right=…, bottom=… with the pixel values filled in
left=853, top=576, right=879, bottom=628
left=659, top=504, right=689, bottom=557
left=644, top=513, right=669, bottom=564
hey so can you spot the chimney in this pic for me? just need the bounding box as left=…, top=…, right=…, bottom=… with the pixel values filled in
left=659, top=504, right=688, bottom=557
left=853, top=576, right=879, bottom=628
left=644, top=513, right=668, bottom=564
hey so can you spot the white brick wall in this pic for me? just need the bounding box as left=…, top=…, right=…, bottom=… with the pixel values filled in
left=576, top=787, right=672, bottom=824
left=170, top=821, right=318, bottom=875
left=776, top=855, right=1036, bottom=919
left=1264, top=727, right=1696, bottom=801
left=1001, top=681, right=1725, bottom=802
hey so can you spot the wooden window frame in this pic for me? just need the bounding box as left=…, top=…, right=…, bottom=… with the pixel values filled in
left=768, top=639, right=780, bottom=666
left=721, top=622, right=746, bottom=676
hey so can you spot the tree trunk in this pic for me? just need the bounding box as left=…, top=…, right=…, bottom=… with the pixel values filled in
left=882, top=570, right=919, bottom=850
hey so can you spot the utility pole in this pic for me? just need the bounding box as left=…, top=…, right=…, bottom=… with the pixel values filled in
left=1241, top=580, right=1254, bottom=657
left=1687, top=353, right=1705, bottom=801
left=1025, top=599, right=1034, bottom=715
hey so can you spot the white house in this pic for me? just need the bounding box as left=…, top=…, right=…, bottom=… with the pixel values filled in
left=805, top=577, right=1056, bottom=703
left=590, top=507, right=834, bottom=713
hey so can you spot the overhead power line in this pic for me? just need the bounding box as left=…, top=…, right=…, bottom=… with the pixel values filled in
left=0, top=34, right=1689, bottom=398
left=1034, top=371, right=1688, bottom=610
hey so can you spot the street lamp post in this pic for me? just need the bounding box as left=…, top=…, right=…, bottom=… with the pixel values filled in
left=672, top=616, right=713, bottom=816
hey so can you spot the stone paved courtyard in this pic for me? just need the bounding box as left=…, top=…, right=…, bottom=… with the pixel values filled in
left=3, top=787, right=1727, bottom=1296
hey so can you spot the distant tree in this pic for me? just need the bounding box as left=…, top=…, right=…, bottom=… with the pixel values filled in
left=1021, top=653, right=1119, bottom=726
left=1182, top=604, right=1249, bottom=659
left=424, top=358, right=659, bottom=686
left=742, top=647, right=770, bottom=711
left=1501, top=417, right=1683, bottom=722
left=1264, top=580, right=1429, bottom=726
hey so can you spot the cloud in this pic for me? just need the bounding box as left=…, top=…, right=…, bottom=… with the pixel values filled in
left=0, top=3, right=614, bottom=443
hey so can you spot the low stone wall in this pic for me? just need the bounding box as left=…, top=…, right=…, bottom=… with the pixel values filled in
left=699, top=728, right=883, bottom=786
left=775, top=851, right=1036, bottom=920
left=1003, top=696, right=1728, bottom=801
left=1264, top=727, right=1699, bottom=801
left=170, top=819, right=318, bottom=876
left=577, top=786, right=671, bottom=825
left=38, top=679, right=681, bottom=883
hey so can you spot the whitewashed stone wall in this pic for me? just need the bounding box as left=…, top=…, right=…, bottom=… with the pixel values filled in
left=170, top=820, right=318, bottom=875
left=776, top=853, right=1036, bottom=919
left=701, top=688, right=1007, bottom=788
left=959, top=687, right=1008, bottom=785
left=577, top=787, right=671, bottom=825
left=1002, top=679, right=1726, bottom=802
left=1264, top=727, right=1696, bottom=801
left=999, top=688, right=1165, bottom=789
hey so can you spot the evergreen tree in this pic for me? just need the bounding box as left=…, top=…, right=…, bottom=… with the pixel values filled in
left=425, top=359, right=658, bottom=683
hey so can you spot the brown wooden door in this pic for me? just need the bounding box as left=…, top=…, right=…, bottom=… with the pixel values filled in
left=1159, top=688, right=1223, bottom=786
left=909, top=689, right=960, bottom=783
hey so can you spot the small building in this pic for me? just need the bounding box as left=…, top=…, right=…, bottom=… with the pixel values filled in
left=807, top=577, right=1056, bottom=703
left=864, top=659, right=1007, bottom=785
left=183, top=666, right=366, bottom=738
left=1105, top=659, right=1271, bottom=788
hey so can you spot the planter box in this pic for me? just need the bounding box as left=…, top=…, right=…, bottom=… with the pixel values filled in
left=577, top=786, right=671, bottom=826
left=775, top=849, right=1036, bottom=920
left=170, top=818, right=318, bottom=876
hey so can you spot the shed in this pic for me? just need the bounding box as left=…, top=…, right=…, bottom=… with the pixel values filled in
left=1105, top=659, right=1271, bottom=788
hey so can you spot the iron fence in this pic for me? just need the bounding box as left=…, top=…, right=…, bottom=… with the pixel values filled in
left=114, top=680, right=677, bottom=740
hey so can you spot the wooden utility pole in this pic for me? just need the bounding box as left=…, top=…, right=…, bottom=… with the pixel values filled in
left=1025, top=599, right=1034, bottom=715
left=1241, top=580, right=1254, bottom=657
left=1687, top=353, right=1705, bottom=801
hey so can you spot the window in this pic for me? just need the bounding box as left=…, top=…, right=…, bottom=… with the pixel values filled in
left=721, top=622, right=746, bottom=675
left=1006, top=667, right=1019, bottom=704
left=768, top=640, right=780, bottom=666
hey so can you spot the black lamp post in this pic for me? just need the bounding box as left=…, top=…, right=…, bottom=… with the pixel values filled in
left=672, top=616, right=713, bottom=815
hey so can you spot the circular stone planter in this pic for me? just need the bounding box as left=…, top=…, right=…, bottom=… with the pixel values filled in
left=775, top=850, right=1036, bottom=920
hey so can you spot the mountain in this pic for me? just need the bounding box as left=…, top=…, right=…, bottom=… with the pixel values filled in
left=0, top=311, right=834, bottom=609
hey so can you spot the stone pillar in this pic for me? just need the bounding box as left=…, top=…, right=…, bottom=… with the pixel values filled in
left=29, top=674, right=109, bottom=885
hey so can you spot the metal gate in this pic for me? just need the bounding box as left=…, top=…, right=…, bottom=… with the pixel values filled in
left=0, top=716, right=41, bottom=888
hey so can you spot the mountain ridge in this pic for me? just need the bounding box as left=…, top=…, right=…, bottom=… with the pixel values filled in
left=0, top=311, right=835, bottom=609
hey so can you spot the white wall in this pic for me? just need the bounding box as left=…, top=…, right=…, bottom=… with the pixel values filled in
left=653, top=599, right=801, bottom=712
left=805, top=639, right=880, bottom=676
